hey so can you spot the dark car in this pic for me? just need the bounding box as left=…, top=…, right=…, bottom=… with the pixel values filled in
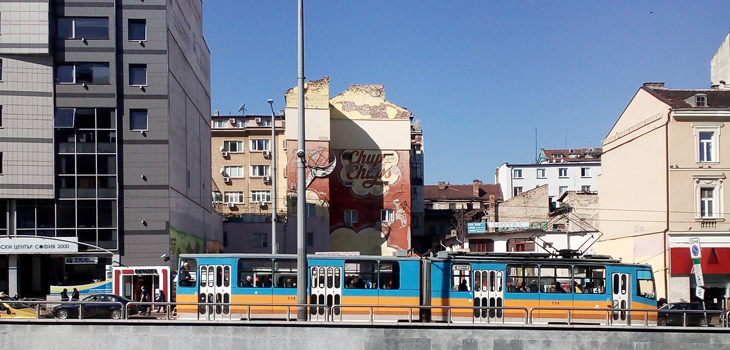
left=657, top=302, right=710, bottom=327
left=53, top=294, right=138, bottom=320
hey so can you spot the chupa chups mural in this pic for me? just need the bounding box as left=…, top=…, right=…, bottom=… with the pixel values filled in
left=330, top=149, right=410, bottom=255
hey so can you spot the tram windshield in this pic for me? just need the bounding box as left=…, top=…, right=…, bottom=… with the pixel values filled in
left=636, top=270, right=655, bottom=299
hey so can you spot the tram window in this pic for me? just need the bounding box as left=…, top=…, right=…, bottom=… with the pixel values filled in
left=613, top=274, right=619, bottom=295
left=274, top=259, right=297, bottom=288
left=636, top=270, right=655, bottom=299
left=540, top=265, right=571, bottom=293
left=573, top=266, right=606, bottom=294
left=620, top=274, right=627, bottom=295
left=379, top=262, right=400, bottom=289
left=237, top=258, right=272, bottom=288
left=344, top=260, right=377, bottom=289
left=178, top=259, right=196, bottom=287
left=506, top=264, right=538, bottom=293
left=451, top=264, right=471, bottom=291
left=224, top=266, right=230, bottom=288
left=216, top=266, right=223, bottom=288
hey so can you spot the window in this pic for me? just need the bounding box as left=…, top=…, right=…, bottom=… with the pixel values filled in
left=0, top=153, right=3, bottom=174
left=573, top=266, right=606, bottom=294
left=506, top=264, right=538, bottom=293
left=250, top=139, right=270, bottom=151
left=378, top=262, right=399, bottom=289
left=237, top=258, right=271, bottom=287
left=451, top=264, right=471, bottom=291
left=381, top=209, right=394, bottom=223
left=0, top=105, right=3, bottom=127
left=250, top=165, right=270, bottom=177
left=344, top=210, right=358, bottom=225
left=636, top=270, right=655, bottom=299
left=129, top=64, right=147, bottom=86
left=260, top=119, right=272, bottom=127
left=224, top=141, right=243, bottom=152
left=695, top=177, right=723, bottom=220
left=305, top=203, right=315, bottom=217
left=236, top=120, right=247, bottom=128
left=344, top=260, right=377, bottom=289
left=56, top=63, right=110, bottom=85
left=559, top=186, right=568, bottom=197
left=537, top=168, right=546, bottom=179
left=213, top=120, right=227, bottom=128
left=696, top=94, right=707, bottom=107
left=507, top=238, right=535, bottom=252
left=0, top=59, right=2, bottom=80
left=540, top=265, right=572, bottom=293
left=224, top=191, right=244, bottom=204
left=695, top=124, right=721, bottom=163
left=306, top=232, right=314, bottom=247
left=273, top=259, right=297, bottom=288
left=55, top=108, right=75, bottom=128
left=253, top=233, right=268, bottom=248
left=581, top=168, right=590, bottom=177
left=58, top=17, right=109, bottom=39
left=250, top=190, right=271, bottom=203
left=411, top=161, right=423, bottom=179
left=513, top=169, right=523, bottom=178
left=178, top=259, right=197, bottom=287
left=581, top=185, right=591, bottom=192
left=223, top=166, right=244, bottom=178
left=513, top=187, right=523, bottom=197
left=470, top=239, right=494, bottom=253
left=559, top=168, right=568, bottom=177
left=128, top=19, right=146, bottom=41
left=129, top=109, right=148, bottom=131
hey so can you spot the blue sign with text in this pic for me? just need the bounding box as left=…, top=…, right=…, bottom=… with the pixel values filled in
left=467, top=222, right=486, bottom=234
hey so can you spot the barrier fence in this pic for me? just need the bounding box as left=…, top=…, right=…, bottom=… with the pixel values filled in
left=3, top=299, right=728, bottom=328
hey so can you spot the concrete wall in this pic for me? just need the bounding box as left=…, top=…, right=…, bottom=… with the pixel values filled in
left=711, top=33, right=729, bottom=88
left=0, top=1, right=49, bottom=54
left=2, top=322, right=730, bottom=350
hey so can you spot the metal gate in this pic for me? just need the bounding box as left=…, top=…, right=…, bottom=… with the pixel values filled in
left=473, top=270, right=504, bottom=322
left=309, top=266, right=341, bottom=321
left=611, top=272, right=630, bottom=324
left=198, top=265, right=231, bottom=320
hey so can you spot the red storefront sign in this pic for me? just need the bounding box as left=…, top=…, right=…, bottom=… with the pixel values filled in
left=670, top=247, right=730, bottom=274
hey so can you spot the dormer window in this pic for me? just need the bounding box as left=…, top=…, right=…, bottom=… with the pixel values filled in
left=696, top=94, right=707, bottom=107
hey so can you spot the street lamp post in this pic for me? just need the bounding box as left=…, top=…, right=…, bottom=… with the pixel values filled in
left=268, top=99, right=277, bottom=255
left=296, top=0, right=308, bottom=321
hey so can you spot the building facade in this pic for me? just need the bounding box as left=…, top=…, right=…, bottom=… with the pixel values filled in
left=284, top=77, right=417, bottom=256
left=599, top=82, right=730, bottom=305
left=495, top=148, right=601, bottom=206
left=0, top=0, right=221, bottom=296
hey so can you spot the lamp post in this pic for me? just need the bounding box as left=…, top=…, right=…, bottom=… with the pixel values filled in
left=268, top=99, right=277, bottom=255
left=296, top=0, right=308, bottom=321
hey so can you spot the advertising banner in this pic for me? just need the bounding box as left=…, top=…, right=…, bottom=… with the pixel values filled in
left=0, top=236, right=78, bottom=254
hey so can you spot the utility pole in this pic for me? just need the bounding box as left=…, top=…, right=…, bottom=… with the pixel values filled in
left=296, top=0, right=308, bottom=321
left=268, top=99, right=277, bottom=255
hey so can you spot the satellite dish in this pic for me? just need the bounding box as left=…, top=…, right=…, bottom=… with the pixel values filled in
left=238, top=103, right=246, bottom=114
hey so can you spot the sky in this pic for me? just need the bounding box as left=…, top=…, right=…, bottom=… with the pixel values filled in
left=201, top=1, right=730, bottom=186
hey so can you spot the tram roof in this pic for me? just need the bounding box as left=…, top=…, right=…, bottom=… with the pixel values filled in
left=434, top=251, right=649, bottom=267
left=177, top=253, right=421, bottom=261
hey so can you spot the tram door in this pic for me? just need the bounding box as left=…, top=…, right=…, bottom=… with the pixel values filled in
left=473, top=270, right=504, bottom=322
left=198, top=265, right=231, bottom=320
left=309, top=266, right=342, bottom=321
left=611, top=273, right=630, bottom=325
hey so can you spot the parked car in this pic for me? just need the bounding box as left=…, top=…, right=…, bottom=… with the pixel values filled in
left=53, top=294, right=138, bottom=320
left=0, top=294, right=38, bottom=319
left=657, top=302, right=710, bottom=326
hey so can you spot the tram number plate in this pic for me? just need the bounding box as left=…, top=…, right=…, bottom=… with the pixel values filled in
left=551, top=301, right=560, bottom=306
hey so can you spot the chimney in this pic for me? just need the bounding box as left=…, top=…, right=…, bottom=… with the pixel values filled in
left=438, top=181, right=446, bottom=190
left=643, top=82, right=665, bottom=89
left=472, top=179, right=482, bottom=198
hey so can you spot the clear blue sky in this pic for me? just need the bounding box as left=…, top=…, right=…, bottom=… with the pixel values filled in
left=202, top=1, right=730, bottom=185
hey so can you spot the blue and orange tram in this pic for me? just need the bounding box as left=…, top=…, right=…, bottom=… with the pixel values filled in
left=175, top=251, right=656, bottom=324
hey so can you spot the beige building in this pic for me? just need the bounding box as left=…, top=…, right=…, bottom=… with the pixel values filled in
left=599, top=82, right=730, bottom=305
left=211, top=114, right=287, bottom=219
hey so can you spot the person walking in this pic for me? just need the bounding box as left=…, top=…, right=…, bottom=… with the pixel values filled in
left=70, top=288, right=80, bottom=301
left=139, top=286, right=151, bottom=316
left=155, top=289, right=166, bottom=312
left=60, top=288, right=69, bottom=301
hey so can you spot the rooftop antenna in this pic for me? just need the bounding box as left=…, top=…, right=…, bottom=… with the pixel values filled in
left=238, top=103, right=247, bottom=115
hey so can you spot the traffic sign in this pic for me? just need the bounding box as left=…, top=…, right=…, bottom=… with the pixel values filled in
left=696, top=286, right=705, bottom=300
left=689, top=237, right=702, bottom=259
left=693, top=261, right=705, bottom=287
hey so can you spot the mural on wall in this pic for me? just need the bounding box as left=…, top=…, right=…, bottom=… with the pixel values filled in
left=330, top=149, right=411, bottom=255
left=286, top=141, right=333, bottom=218
left=169, top=227, right=224, bottom=265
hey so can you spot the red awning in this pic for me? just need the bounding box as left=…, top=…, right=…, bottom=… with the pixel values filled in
left=670, top=247, right=730, bottom=274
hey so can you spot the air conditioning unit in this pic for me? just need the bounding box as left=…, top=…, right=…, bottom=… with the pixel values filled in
left=228, top=118, right=236, bottom=124
left=263, top=150, right=271, bottom=159
left=263, top=176, right=272, bottom=184
left=255, top=117, right=262, bottom=124
left=221, top=151, right=229, bottom=157
left=259, top=202, right=267, bottom=207
left=227, top=202, right=235, bottom=208
left=223, top=176, right=231, bottom=183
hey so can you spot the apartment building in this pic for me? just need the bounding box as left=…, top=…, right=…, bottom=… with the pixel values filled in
left=0, top=0, right=221, bottom=296
left=496, top=148, right=601, bottom=206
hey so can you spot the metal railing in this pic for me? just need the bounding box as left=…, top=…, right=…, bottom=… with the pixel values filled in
left=2, top=299, right=727, bottom=328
